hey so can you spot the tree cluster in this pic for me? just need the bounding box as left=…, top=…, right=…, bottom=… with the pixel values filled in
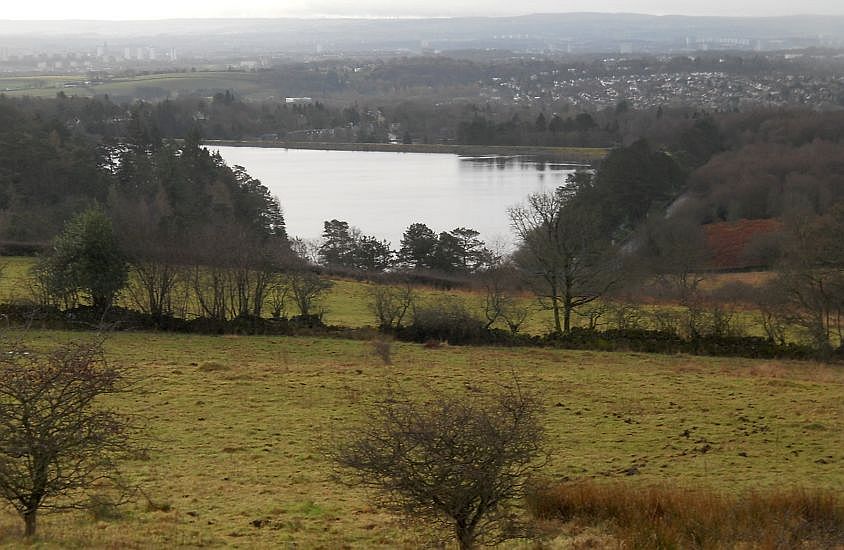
left=315, top=219, right=495, bottom=275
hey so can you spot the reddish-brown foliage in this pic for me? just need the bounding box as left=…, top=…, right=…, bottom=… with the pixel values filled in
left=528, top=480, right=844, bottom=549
left=703, top=218, right=783, bottom=270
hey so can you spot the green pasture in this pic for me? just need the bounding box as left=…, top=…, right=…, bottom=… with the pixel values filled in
left=0, top=330, right=840, bottom=547
left=0, top=72, right=275, bottom=100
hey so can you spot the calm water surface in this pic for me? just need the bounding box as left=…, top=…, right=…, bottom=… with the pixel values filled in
left=212, top=146, right=577, bottom=248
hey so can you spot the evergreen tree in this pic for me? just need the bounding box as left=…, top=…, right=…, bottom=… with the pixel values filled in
left=38, top=208, right=128, bottom=311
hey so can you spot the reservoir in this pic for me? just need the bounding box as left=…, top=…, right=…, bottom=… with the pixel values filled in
left=211, top=146, right=578, bottom=249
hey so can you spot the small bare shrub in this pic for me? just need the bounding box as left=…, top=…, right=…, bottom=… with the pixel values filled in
left=87, top=493, right=124, bottom=521
left=332, top=382, right=546, bottom=549
left=371, top=337, right=393, bottom=365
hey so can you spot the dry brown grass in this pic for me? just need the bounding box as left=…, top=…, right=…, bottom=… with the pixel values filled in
left=527, top=480, right=844, bottom=549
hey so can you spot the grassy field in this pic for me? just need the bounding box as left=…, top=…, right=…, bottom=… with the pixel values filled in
left=205, top=140, right=608, bottom=163
left=0, top=330, right=840, bottom=548
left=0, top=72, right=276, bottom=100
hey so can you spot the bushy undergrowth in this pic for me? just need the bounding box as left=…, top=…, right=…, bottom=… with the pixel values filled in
left=543, top=327, right=817, bottom=359
left=0, top=301, right=827, bottom=360
left=527, top=480, right=844, bottom=549
left=0, top=303, right=328, bottom=335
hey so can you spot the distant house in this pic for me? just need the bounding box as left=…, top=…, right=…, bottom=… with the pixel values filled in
left=285, top=97, right=313, bottom=106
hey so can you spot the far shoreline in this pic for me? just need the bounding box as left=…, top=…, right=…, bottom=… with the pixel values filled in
left=203, top=139, right=607, bottom=164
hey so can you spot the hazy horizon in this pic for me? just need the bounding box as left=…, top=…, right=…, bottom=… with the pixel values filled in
left=5, top=1, right=844, bottom=21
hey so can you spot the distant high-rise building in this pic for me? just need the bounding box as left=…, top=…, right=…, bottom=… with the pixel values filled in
left=148, top=47, right=156, bottom=60
left=136, top=47, right=144, bottom=60
left=124, top=47, right=132, bottom=60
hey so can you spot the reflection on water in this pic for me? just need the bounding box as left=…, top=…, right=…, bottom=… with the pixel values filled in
left=459, top=155, right=590, bottom=172
left=212, top=147, right=579, bottom=248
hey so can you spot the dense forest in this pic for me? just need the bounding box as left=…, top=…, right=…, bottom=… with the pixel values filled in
left=2, top=93, right=844, bottom=261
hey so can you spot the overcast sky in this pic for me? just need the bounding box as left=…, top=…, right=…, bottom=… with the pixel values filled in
left=5, top=0, right=844, bottom=20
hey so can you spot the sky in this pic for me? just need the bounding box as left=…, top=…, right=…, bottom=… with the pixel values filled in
left=4, top=0, right=844, bottom=20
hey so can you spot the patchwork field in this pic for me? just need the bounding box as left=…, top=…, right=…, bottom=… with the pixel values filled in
left=0, top=330, right=840, bottom=548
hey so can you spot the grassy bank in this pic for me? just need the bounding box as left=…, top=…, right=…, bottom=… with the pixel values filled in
left=203, top=140, right=609, bottom=163
left=0, top=330, right=840, bottom=547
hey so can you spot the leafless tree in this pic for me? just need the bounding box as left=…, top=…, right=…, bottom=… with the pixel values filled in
left=509, top=190, right=617, bottom=335
left=752, top=281, right=791, bottom=345
left=639, top=216, right=712, bottom=338
left=773, top=207, right=844, bottom=355
left=0, top=339, right=135, bottom=536
left=189, top=264, right=229, bottom=321
left=112, top=200, right=187, bottom=322
left=268, top=277, right=291, bottom=318
left=368, top=280, right=415, bottom=331
left=183, top=225, right=291, bottom=321
left=285, top=270, right=333, bottom=318
left=500, top=302, right=531, bottom=336
left=478, top=262, right=531, bottom=335
left=331, top=382, right=546, bottom=550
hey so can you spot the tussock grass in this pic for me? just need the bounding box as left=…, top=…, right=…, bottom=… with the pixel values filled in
left=527, top=480, right=844, bottom=549
left=196, top=360, right=229, bottom=372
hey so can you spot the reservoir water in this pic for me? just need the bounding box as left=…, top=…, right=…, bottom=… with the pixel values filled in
left=211, top=146, right=578, bottom=249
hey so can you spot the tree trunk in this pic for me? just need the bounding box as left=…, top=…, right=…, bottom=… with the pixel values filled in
left=455, top=524, right=474, bottom=550
left=563, top=291, right=573, bottom=333
left=564, top=304, right=571, bottom=333
left=23, top=510, right=37, bottom=537
left=550, top=278, right=562, bottom=335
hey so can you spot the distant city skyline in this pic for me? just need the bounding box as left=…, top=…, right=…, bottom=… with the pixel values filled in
left=5, top=1, right=844, bottom=20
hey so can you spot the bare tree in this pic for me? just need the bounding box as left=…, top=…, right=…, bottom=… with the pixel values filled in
left=509, top=189, right=616, bottom=335
left=0, top=339, right=134, bottom=536
left=268, top=277, right=291, bottom=319
left=189, top=264, right=229, bottom=321
left=127, top=257, right=183, bottom=321
left=639, top=216, right=711, bottom=339
left=112, top=199, right=187, bottom=322
left=478, top=261, right=531, bottom=335
left=773, top=207, right=844, bottom=356
left=285, top=271, right=333, bottom=318
left=331, top=382, right=546, bottom=550
left=368, top=280, right=415, bottom=331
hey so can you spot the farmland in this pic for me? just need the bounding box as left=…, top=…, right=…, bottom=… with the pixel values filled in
left=0, top=72, right=276, bottom=100
left=0, top=330, right=840, bottom=548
